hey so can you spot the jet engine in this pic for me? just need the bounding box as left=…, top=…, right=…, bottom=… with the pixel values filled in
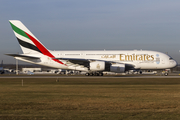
left=89, top=61, right=125, bottom=73
left=110, top=64, right=125, bottom=73
left=90, top=61, right=105, bottom=71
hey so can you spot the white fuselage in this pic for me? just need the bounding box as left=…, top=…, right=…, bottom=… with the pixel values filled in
left=16, top=50, right=177, bottom=72
left=8, top=20, right=178, bottom=74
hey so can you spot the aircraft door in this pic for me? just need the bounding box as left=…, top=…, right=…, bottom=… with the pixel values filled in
left=81, top=52, right=85, bottom=58
left=161, top=57, right=166, bottom=64
left=60, top=52, right=64, bottom=57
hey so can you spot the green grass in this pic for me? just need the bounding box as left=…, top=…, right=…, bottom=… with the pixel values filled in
left=0, top=78, right=180, bottom=120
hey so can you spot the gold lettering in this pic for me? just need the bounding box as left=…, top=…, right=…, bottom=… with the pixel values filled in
left=125, top=55, right=127, bottom=61
left=101, top=55, right=116, bottom=59
left=144, top=54, right=146, bottom=61
left=146, top=55, right=151, bottom=61
left=126, top=55, right=132, bottom=61
left=136, top=55, right=139, bottom=61
left=120, top=54, right=124, bottom=61
left=151, top=55, right=154, bottom=61
left=139, top=55, right=143, bottom=61
left=133, top=54, right=136, bottom=61
left=119, top=54, right=154, bottom=61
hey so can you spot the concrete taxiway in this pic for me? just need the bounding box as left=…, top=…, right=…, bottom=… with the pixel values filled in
left=0, top=75, right=180, bottom=78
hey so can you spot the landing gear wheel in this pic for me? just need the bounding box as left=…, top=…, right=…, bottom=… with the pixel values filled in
left=164, top=72, right=168, bottom=76
left=94, top=73, right=99, bottom=76
left=99, top=73, right=103, bottom=76
left=85, top=73, right=90, bottom=76
left=90, top=73, right=94, bottom=76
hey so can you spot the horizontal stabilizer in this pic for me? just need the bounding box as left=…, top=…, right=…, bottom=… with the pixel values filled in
left=5, top=54, right=40, bottom=59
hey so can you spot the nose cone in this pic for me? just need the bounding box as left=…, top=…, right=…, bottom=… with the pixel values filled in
left=174, top=60, right=178, bottom=67
left=170, top=60, right=178, bottom=68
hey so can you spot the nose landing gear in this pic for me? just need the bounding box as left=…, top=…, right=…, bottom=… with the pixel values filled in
left=164, top=72, right=168, bottom=76
left=162, top=70, right=169, bottom=76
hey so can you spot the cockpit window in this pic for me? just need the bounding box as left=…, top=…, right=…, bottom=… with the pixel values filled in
left=167, top=54, right=173, bottom=60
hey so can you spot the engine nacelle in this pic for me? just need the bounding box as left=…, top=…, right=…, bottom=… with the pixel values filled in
left=89, top=61, right=125, bottom=73
left=110, top=64, right=125, bottom=73
left=90, top=61, right=105, bottom=71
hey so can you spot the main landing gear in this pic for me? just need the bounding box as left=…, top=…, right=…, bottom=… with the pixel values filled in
left=85, top=72, right=104, bottom=76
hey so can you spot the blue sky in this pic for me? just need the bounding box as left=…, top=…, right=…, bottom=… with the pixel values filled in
left=1, top=0, right=180, bottom=63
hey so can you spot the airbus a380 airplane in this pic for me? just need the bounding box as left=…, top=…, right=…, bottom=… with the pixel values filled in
left=6, top=20, right=177, bottom=76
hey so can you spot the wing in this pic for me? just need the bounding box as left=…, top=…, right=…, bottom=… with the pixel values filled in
left=5, top=54, right=40, bottom=59
left=54, top=57, right=135, bottom=70
left=54, top=58, right=90, bottom=68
